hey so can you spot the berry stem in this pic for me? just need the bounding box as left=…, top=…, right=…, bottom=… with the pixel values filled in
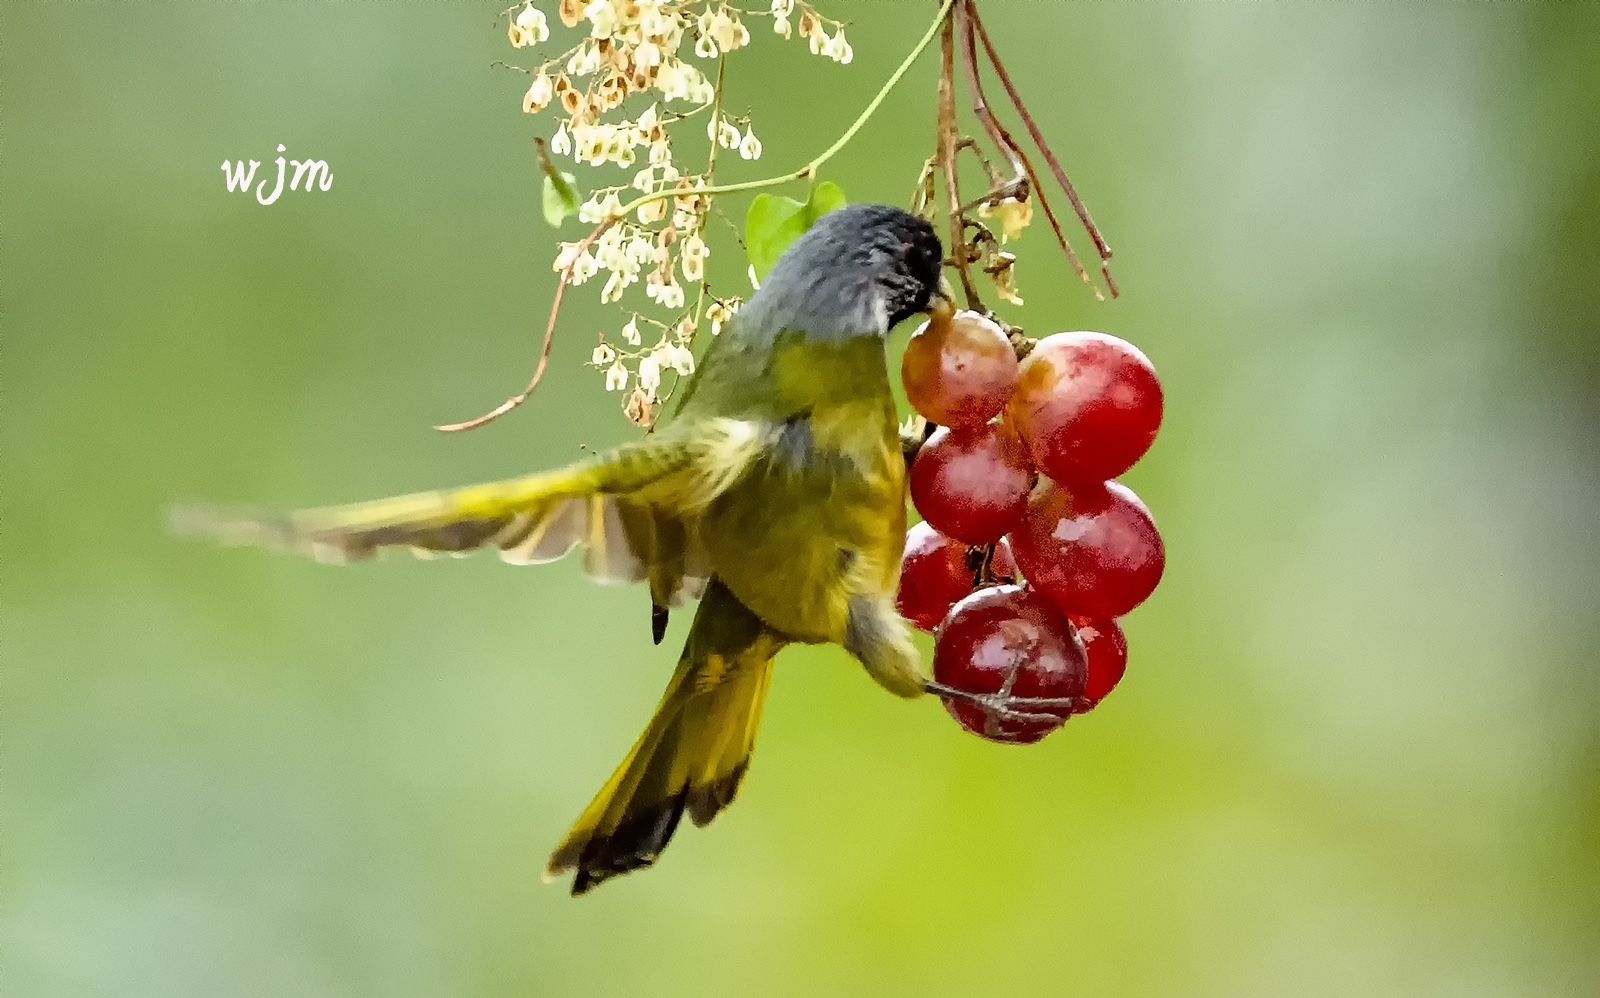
left=956, top=8, right=1026, bottom=201
left=958, top=3, right=1101, bottom=303
left=937, top=5, right=984, bottom=312
left=965, top=0, right=1118, bottom=298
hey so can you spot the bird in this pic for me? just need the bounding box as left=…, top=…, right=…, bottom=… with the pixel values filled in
left=181, top=203, right=952, bottom=894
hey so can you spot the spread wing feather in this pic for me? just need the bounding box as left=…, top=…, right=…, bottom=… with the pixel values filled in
left=175, top=418, right=763, bottom=604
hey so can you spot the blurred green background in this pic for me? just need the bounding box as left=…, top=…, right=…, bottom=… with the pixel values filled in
left=5, top=2, right=1598, bottom=995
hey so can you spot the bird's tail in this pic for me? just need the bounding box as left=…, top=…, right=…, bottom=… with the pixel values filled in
left=547, top=579, right=786, bottom=895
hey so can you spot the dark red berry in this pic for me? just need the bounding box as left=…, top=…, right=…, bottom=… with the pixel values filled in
left=909, top=422, right=1032, bottom=544
left=1009, top=479, right=1164, bottom=620
left=1009, top=332, right=1163, bottom=482
left=1070, top=617, right=1128, bottom=710
left=932, top=585, right=1087, bottom=744
left=897, top=522, right=1016, bottom=632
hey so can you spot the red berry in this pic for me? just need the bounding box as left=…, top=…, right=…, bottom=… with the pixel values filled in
left=1009, top=479, right=1164, bottom=620
left=909, top=422, right=1032, bottom=544
left=897, top=523, right=1017, bottom=632
left=1009, top=332, right=1162, bottom=482
left=932, top=585, right=1087, bottom=744
left=902, top=311, right=1020, bottom=429
left=1070, top=617, right=1128, bottom=710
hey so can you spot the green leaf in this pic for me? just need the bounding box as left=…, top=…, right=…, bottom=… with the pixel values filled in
left=542, top=170, right=581, bottom=228
left=744, top=181, right=848, bottom=280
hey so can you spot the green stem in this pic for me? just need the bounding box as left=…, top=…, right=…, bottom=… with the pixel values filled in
left=617, top=0, right=955, bottom=219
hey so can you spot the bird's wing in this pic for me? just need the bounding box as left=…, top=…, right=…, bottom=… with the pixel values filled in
left=175, top=417, right=770, bottom=607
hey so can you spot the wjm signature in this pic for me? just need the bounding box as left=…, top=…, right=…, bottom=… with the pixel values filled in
left=221, top=144, right=332, bottom=205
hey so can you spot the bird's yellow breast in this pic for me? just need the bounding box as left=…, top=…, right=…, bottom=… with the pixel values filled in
left=699, top=334, right=907, bottom=643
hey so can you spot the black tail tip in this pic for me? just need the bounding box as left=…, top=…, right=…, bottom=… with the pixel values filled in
left=551, top=792, right=688, bottom=896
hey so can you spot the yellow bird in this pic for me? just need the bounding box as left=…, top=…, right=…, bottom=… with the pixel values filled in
left=185, top=204, right=951, bottom=893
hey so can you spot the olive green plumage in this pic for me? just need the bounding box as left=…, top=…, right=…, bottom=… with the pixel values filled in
left=183, top=204, right=948, bottom=894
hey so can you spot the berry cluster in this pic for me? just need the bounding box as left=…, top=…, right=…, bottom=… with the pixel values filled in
left=897, top=312, right=1164, bottom=744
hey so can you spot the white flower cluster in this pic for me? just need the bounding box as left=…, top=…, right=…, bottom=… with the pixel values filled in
left=506, top=0, right=850, bottom=424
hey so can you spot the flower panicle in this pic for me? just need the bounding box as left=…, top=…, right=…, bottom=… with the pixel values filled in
left=505, top=0, right=852, bottom=418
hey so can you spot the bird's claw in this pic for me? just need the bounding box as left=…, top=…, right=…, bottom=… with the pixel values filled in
left=922, top=680, right=1085, bottom=722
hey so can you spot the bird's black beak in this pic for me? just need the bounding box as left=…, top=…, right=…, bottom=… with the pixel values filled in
left=927, top=275, right=957, bottom=322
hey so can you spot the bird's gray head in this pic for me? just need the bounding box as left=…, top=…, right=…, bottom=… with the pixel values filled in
left=738, top=203, right=947, bottom=341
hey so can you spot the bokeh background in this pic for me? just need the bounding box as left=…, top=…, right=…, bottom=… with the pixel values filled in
left=5, top=2, right=1598, bottom=995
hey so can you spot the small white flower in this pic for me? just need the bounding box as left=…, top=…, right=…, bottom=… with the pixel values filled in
left=595, top=223, right=628, bottom=270
left=799, top=8, right=823, bottom=46
left=522, top=70, right=554, bottom=113
left=574, top=251, right=599, bottom=284
left=515, top=4, right=550, bottom=44
left=655, top=60, right=685, bottom=100
left=694, top=31, right=719, bottom=59
left=710, top=10, right=749, bottom=52
left=598, top=191, right=624, bottom=219
left=567, top=41, right=601, bottom=76
left=640, top=3, right=670, bottom=39
left=707, top=298, right=738, bottom=336
left=737, top=125, right=761, bottom=160
left=830, top=28, right=852, bottom=64
left=680, top=233, right=708, bottom=282
left=560, top=246, right=598, bottom=285
left=637, top=197, right=668, bottom=224
left=662, top=342, right=695, bottom=376
left=605, top=360, right=629, bottom=391
left=626, top=236, right=655, bottom=268
left=584, top=0, right=616, bottom=38
left=601, top=270, right=626, bottom=304
left=592, top=342, right=617, bottom=366
left=550, top=122, right=571, bottom=156
left=637, top=354, right=662, bottom=392
left=621, top=316, right=642, bottom=345
left=646, top=272, right=685, bottom=309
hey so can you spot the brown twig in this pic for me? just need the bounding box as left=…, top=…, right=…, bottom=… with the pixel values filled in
left=958, top=4, right=1100, bottom=301
left=956, top=11, right=1024, bottom=193
left=434, top=216, right=618, bottom=432
left=966, top=0, right=1118, bottom=298
left=936, top=6, right=981, bottom=311
left=954, top=137, right=1005, bottom=190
